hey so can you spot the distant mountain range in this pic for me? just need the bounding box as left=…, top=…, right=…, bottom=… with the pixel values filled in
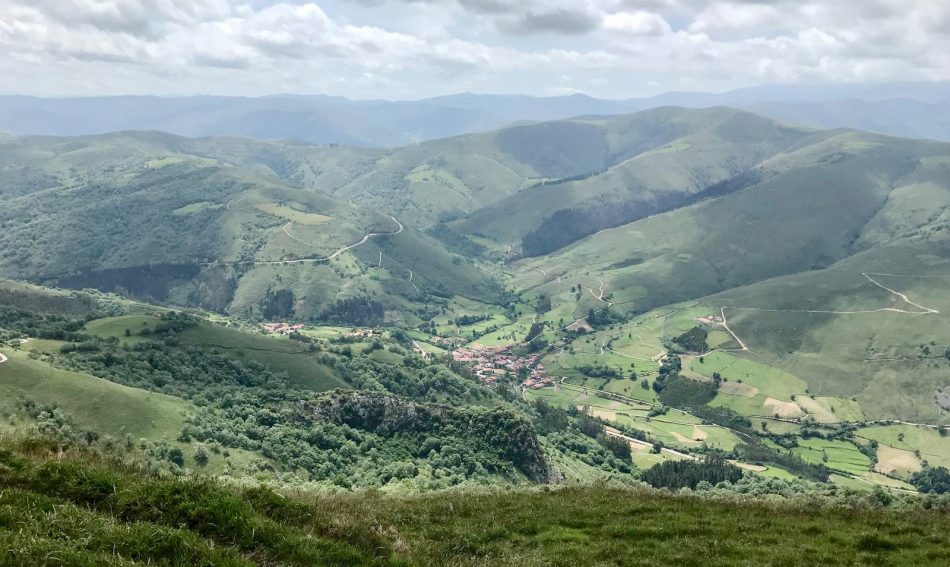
left=3, top=81, right=950, bottom=146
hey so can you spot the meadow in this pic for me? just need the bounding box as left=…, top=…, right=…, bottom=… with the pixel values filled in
left=2, top=433, right=950, bottom=566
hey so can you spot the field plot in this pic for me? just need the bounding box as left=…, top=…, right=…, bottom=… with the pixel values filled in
left=84, top=314, right=165, bottom=345
left=787, top=438, right=871, bottom=476
left=855, top=425, right=950, bottom=469
left=525, top=384, right=743, bottom=451
left=19, top=339, right=71, bottom=354
left=473, top=312, right=535, bottom=346
left=662, top=304, right=715, bottom=337
left=691, top=351, right=813, bottom=418
left=256, top=202, right=333, bottom=224
left=874, top=444, right=923, bottom=477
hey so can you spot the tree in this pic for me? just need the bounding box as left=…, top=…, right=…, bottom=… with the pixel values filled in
left=525, top=321, right=545, bottom=343
left=672, top=327, right=708, bottom=353
left=194, top=444, right=209, bottom=467
left=598, top=433, right=632, bottom=460
left=910, top=467, right=950, bottom=494
left=167, top=447, right=185, bottom=467
left=641, top=453, right=743, bottom=490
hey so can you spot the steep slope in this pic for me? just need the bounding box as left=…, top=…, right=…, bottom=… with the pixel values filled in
left=3, top=435, right=949, bottom=566
left=0, top=132, right=499, bottom=320
left=455, top=108, right=819, bottom=252
left=510, top=131, right=950, bottom=421
left=318, top=107, right=762, bottom=227
left=514, top=129, right=948, bottom=313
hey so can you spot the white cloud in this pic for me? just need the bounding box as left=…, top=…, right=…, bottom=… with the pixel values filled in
left=0, top=0, right=947, bottom=98
left=603, top=11, right=671, bottom=36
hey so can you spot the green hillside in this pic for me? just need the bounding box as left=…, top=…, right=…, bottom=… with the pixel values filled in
left=1, top=432, right=949, bottom=566
left=0, top=132, right=500, bottom=320
left=456, top=108, right=820, bottom=252
left=3, top=108, right=950, bottom=490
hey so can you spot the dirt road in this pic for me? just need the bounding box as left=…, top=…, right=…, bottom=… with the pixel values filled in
left=604, top=426, right=696, bottom=460
left=250, top=216, right=404, bottom=266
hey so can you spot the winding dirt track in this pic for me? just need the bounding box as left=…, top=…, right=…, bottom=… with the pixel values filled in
left=719, top=306, right=750, bottom=352
left=225, top=191, right=250, bottom=211
left=603, top=426, right=696, bottom=460
left=590, top=280, right=610, bottom=305
left=249, top=215, right=404, bottom=266
left=718, top=272, right=942, bottom=354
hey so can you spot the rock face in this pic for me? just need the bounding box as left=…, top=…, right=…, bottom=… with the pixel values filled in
left=295, top=391, right=555, bottom=483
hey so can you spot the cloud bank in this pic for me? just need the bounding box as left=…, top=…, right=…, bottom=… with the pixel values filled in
left=0, top=0, right=946, bottom=98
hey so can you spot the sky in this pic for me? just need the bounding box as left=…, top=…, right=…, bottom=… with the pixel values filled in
left=1, top=0, right=948, bottom=100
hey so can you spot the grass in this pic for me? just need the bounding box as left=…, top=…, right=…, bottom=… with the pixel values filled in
left=789, top=438, right=872, bottom=476
left=3, top=433, right=950, bottom=566
left=0, top=437, right=390, bottom=566
left=855, top=425, right=950, bottom=469
left=256, top=202, right=333, bottom=225
left=84, top=315, right=165, bottom=345
left=178, top=322, right=348, bottom=392
left=0, top=350, right=191, bottom=442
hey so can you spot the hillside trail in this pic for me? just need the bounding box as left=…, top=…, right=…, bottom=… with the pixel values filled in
left=225, top=191, right=251, bottom=210
left=716, top=272, right=941, bottom=357
left=0, top=352, right=7, bottom=365
left=529, top=268, right=614, bottom=335
left=604, top=426, right=695, bottom=460
left=718, top=307, right=750, bottom=352
left=407, top=269, right=419, bottom=293
left=251, top=215, right=404, bottom=265
left=533, top=268, right=611, bottom=306
left=596, top=327, right=665, bottom=363
left=589, top=280, right=611, bottom=305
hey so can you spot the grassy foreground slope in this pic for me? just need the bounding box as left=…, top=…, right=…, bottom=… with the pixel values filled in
left=2, top=433, right=949, bottom=567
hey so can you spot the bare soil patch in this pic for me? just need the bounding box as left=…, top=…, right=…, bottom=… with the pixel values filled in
left=670, top=431, right=701, bottom=444
left=729, top=460, right=767, bottom=472
left=718, top=381, right=759, bottom=398
left=591, top=409, right=617, bottom=421
left=875, top=444, right=923, bottom=475
left=763, top=397, right=805, bottom=419
left=794, top=396, right=838, bottom=424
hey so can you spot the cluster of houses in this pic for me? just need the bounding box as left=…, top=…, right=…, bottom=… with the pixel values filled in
left=348, top=328, right=380, bottom=338
left=262, top=322, right=305, bottom=335
left=452, top=344, right=553, bottom=389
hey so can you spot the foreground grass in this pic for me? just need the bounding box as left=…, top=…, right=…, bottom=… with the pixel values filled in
left=1, top=435, right=948, bottom=566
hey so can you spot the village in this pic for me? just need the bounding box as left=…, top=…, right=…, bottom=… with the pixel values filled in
left=451, top=343, right=553, bottom=389
left=262, top=322, right=306, bottom=335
